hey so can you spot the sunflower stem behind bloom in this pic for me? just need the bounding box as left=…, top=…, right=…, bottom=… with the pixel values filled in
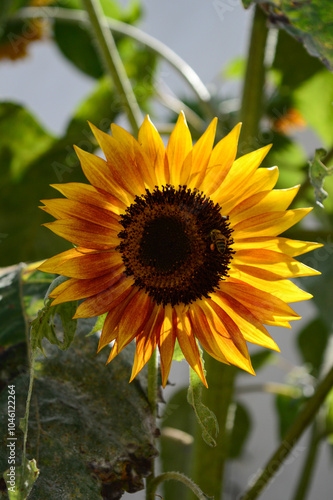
left=239, top=4, right=269, bottom=150
left=189, top=360, right=237, bottom=500
left=81, top=0, right=142, bottom=134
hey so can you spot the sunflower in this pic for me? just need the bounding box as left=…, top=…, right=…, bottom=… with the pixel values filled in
left=39, top=112, right=321, bottom=387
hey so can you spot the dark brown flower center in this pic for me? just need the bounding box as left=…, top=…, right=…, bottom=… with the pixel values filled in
left=118, top=186, right=234, bottom=306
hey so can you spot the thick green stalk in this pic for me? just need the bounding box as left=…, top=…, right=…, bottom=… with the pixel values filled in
left=81, top=0, right=141, bottom=134
left=291, top=422, right=321, bottom=500
left=146, top=349, right=158, bottom=498
left=239, top=5, right=268, bottom=151
left=240, top=365, right=333, bottom=500
left=189, top=358, right=237, bottom=500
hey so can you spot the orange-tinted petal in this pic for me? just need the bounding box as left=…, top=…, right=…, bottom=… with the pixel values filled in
left=43, top=219, right=119, bottom=250
left=220, top=280, right=300, bottom=326
left=175, top=305, right=207, bottom=387
left=50, top=182, right=126, bottom=215
left=232, top=236, right=323, bottom=257
left=50, top=267, right=124, bottom=305
left=74, top=275, right=134, bottom=318
left=41, top=198, right=121, bottom=230
left=38, top=247, right=122, bottom=278
left=158, top=304, right=177, bottom=388
left=111, top=122, right=157, bottom=188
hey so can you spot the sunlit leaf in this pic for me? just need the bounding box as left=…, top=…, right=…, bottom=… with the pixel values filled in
left=30, top=299, right=77, bottom=353
left=309, top=148, right=333, bottom=208
left=0, top=334, right=156, bottom=499
left=242, top=1, right=333, bottom=71
left=187, top=367, right=218, bottom=447
left=0, top=265, right=27, bottom=348
left=297, top=317, right=329, bottom=376
left=4, top=459, right=39, bottom=500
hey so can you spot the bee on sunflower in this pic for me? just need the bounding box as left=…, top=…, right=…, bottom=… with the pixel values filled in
left=39, top=112, right=321, bottom=387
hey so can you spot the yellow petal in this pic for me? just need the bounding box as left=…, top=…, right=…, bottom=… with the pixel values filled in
left=218, top=166, right=279, bottom=213
left=187, top=117, right=217, bottom=188
left=166, top=111, right=193, bottom=186
left=232, top=208, right=312, bottom=237
left=233, top=236, right=323, bottom=257
left=138, top=115, right=168, bottom=185
left=228, top=267, right=313, bottom=303
left=229, top=186, right=300, bottom=223
left=233, top=248, right=321, bottom=278
left=214, top=144, right=272, bottom=203
left=200, top=122, right=242, bottom=195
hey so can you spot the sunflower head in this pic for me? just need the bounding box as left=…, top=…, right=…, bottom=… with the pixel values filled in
left=39, top=112, right=321, bottom=388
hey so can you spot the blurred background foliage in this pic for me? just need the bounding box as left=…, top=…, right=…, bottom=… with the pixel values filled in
left=0, top=0, right=333, bottom=499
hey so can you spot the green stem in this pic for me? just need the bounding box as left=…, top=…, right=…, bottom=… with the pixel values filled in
left=147, top=471, right=208, bottom=500
left=21, top=348, right=37, bottom=471
left=81, top=0, right=141, bottom=134
left=16, top=6, right=214, bottom=119
left=291, top=422, right=321, bottom=500
left=239, top=365, right=333, bottom=500
left=146, top=349, right=158, bottom=498
left=239, top=4, right=269, bottom=151
left=190, top=357, right=237, bottom=500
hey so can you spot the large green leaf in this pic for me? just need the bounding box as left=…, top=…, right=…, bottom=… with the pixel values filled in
left=297, top=317, right=329, bottom=376
left=0, top=266, right=26, bottom=348
left=0, top=77, right=119, bottom=266
left=242, top=1, right=333, bottom=71
left=0, top=333, right=156, bottom=499
left=53, top=0, right=141, bottom=79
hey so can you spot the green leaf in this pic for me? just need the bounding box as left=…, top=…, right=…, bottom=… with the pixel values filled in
left=0, top=102, right=54, bottom=181
left=0, top=266, right=26, bottom=348
left=53, top=0, right=142, bottom=79
left=294, top=69, right=333, bottom=147
left=0, top=77, right=120, bottom=266
left=4, top=459, right=39, bottom=500
left=187, top=368, right=219, bottom=447
left=309, top=148, right=333, bottom=207
left=273, top=29, right=324, bottom=90
left=275, top=393, right=305, bottom=439
left=172, top=339, right=185, bottom=362
left=228, top=402, right=252, bottom=459
left=297, top=317, right=329, bottom=375
left=30, top=299, right=77, bottom=353
left=86, top=312, right=107, bottom=336
left=242, top=1, right=333, bottom=71
left=0, top=334, right=156, bottom=499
